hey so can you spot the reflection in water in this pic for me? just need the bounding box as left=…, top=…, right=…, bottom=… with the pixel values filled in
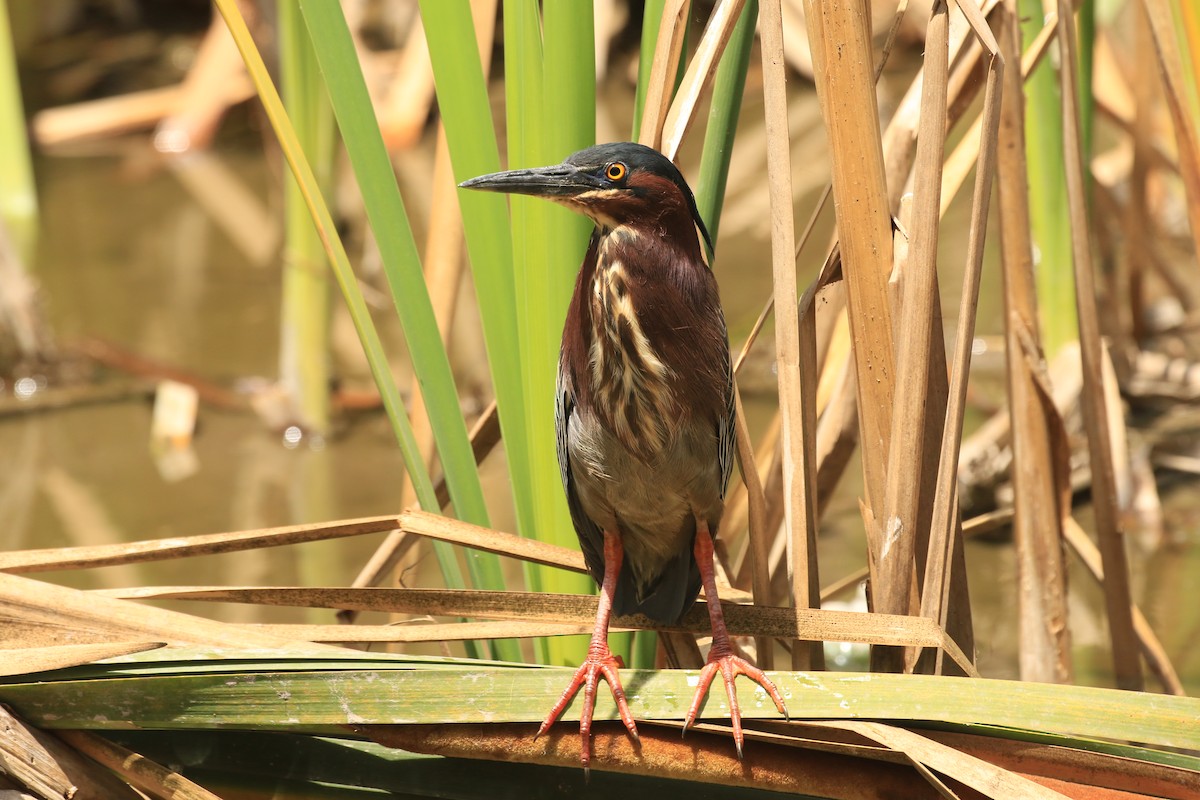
left=0, top=416, right=42, bottom=552
left=39, top=465, right=142, bottom=589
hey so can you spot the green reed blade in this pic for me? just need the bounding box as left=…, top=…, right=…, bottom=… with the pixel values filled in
left=212, top=0, right=481, bottom=656
left=296, top=0, right=522, bottom=662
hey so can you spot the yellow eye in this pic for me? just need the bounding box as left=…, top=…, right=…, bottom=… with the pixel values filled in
left=605, top=162, right=627, bottom=181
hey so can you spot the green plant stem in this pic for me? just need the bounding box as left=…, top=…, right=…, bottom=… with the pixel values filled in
left=278, top=0, right=332, bottom=433
left=297, top=0, right=521, bottom=662
left=538, top=1, right=599, bottom=666
left=630, top=629, right=660, bottom=670
left=695, top=0, right=757, bottom=242
left=0, top=0, right=37, bottom=263
left=1020, top=0, right=1077, bottom=355
left=502, top=0, right=552, bottom=665
left=416, top=0, right=535, bottom=548
left=213, top=0, right=486, bottom=658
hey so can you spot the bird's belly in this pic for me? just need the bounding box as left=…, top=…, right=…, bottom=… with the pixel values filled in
left=567, top=407, right=722, bottom=583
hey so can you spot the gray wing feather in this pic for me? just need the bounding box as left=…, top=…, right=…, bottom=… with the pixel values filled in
left=716, top=314, right=736, bottom=501
left=556, top=367, right=606, bottom=584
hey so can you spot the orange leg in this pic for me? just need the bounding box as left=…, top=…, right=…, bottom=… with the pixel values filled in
left=537, top=529, right=638, bottom=772
left=683, top=522, right=788, bottom=756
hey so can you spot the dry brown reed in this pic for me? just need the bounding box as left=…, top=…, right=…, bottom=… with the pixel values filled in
left=4, top=0, right=1200, bottom=795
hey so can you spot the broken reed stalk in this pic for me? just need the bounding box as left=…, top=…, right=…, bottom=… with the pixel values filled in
left=1053, top=0, right=1143, bottom=691
left=723, top=0, right=908, bottom=297
left=881, top=0, right=999, bottom=212
left=939, top=12, right=1057, bottom=216
left=1, top=705, right=80, bottom=800
left=57, top=730, right=223, bottom=800
left=2, top=706, right=147, bottom=799
left=99, top=586, right=972, bottom=670
left=0, top=571, right=329, bottom=652
left=882, top=9, right=1004, bottom=667
left=802, top=0, right=896, bottom=601
left=758, top=0, right=822, bottom=671
left=919, top=0, right=1003, bottom=676
left=730, top=2, right=922, bottom=609
left=1061, top=517, right=1184, bottom=695
left=876, top=6, right=1021, bottom=670
left=876, top=0, right=950, bottom=673
left=993, top=0, right=1071, bottom=684
left=790, top=301, right=822, bottom=671
left=723, top=4, right=908, bottom=604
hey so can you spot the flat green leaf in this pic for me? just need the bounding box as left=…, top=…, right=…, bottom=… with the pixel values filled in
left=4, top=663, right=1198, bottom=760
left=210, top=0, right=436, bottom=519
left=295, top=2, right=511, bottom=623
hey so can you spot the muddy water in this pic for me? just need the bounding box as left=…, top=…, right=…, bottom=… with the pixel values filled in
left=2, top=70, right=1197, bottom=694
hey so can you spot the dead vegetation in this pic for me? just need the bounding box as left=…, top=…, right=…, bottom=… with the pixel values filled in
left=1, top=0, right=1199, bottom=798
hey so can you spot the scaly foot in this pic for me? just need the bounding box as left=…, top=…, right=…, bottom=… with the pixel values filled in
left=682, top=650, right=787, bottom=757
left=688, top=523, right=788, bottom=757
left=537, top=648, right=638, bottom=772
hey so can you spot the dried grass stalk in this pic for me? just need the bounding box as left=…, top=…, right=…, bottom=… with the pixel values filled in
left=917, top=0, right=1002, bottom=677
left=245, top=620, right=597, bottom=643
left=637, top=0, right=691, bottom=148
left=1052, top=0, right=1142, bottom=691
left=0, top=516, right=401, bottom=574
left=2, top=708, right=144, bottom=800
left=758, top=0, right=822, bottom=670
left=731, top=388, right=776, bottom=668
left=993, top=0, right=1071, bottom=684
left=0, top=705, right=77, bottom=800
left=876, top=0, right=951, bottom=659
left=661, top=0, right=747, bottom=159
left=939, top=10, right=1058, bottom=216
left=57, top=730, right=223, bottom=800
left=1061, top=520, right=1182, bottom=695
left=107, top=585, right=974, bottom=672
left=802, top=0, right=897, bottom=595
left=1140, top=0, right=1200, bottom=261
left=0, top=572, right=330, bottom=652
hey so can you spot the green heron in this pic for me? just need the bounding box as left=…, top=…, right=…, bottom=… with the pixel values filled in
left=461, top=142, right=787, bottom=770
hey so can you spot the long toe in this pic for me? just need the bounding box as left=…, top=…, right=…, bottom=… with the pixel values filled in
left=538, top=653, right=639, bottom=770
left=683, top=654, right=788, bottom=757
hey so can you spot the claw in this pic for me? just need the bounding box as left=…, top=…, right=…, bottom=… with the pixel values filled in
left=687, top=523, right=789, bottom=757
left=538, top=530, right=639, bottom=770
left=539, top=649, right=639, bottom=769
left=682, top=652, right=787, bottom=757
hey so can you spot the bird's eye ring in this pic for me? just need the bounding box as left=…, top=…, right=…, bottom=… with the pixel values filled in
left=605, top=162, right=627, bottom=181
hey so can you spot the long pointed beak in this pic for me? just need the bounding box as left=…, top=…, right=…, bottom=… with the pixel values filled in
left=458, top=163, right=603, bottom=198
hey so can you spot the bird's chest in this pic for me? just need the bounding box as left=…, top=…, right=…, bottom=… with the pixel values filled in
left=586, top=251, right=678, bottom=462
